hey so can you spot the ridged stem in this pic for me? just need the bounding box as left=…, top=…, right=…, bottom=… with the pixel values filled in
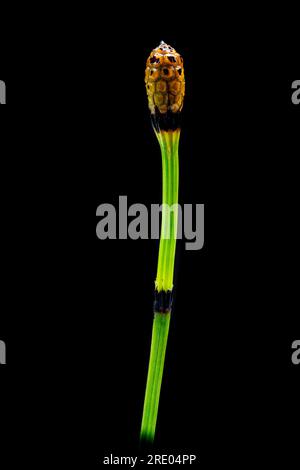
left=155, top=129, right=180, bottom=292
left=140, top=129, right=180, bottom=444
left=140, top=312, right=171, bottom=443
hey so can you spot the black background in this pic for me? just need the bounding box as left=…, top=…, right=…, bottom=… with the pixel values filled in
left=0, top=16, right=299, bottom=468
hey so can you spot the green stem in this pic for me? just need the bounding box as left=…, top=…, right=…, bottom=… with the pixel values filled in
left=140, top=312, right=170, bottom=443
left=155, top=130, right=180, bottom=292
left=140, top=129, right=180, bottom=444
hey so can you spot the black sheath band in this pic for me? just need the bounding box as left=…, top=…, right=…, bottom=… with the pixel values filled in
left=151, top=110, right=182, bottom=132
left=153, top=290, right=173, bottom=314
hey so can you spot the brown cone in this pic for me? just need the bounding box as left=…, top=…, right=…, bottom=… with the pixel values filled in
left=145, top=41, right=185, bottom=115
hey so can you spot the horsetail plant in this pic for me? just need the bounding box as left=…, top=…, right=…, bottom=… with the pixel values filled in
left=140, top=41, right=185, bottom=444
